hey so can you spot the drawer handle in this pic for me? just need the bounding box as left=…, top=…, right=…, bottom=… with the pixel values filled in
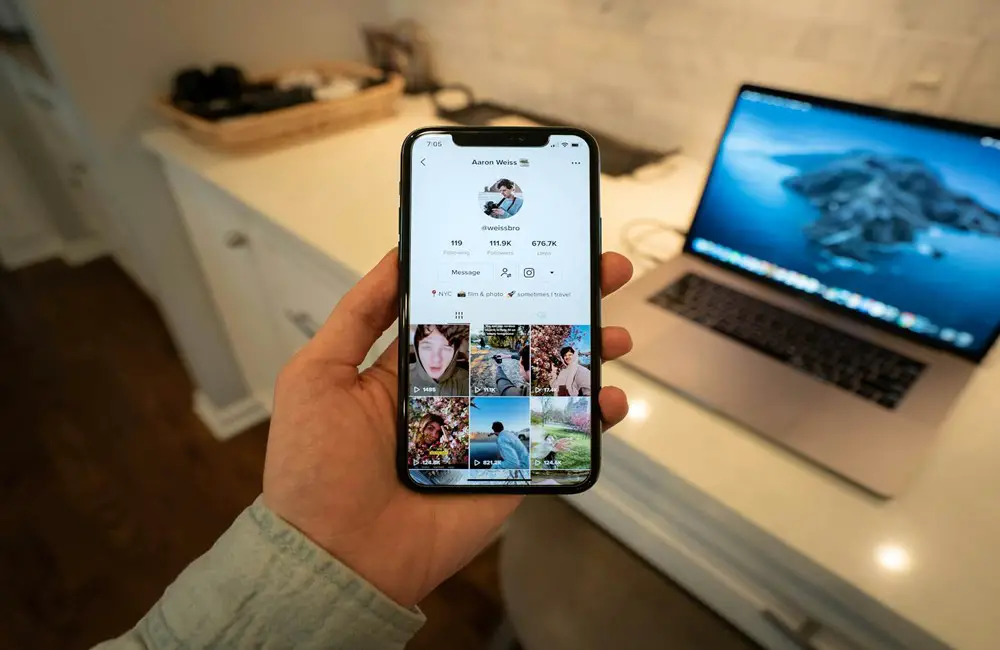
left=761, top=609, right=822, bottom=650
left=285, top=310, right=319, bottom=339
left=224, top=231, right=248, bottom=248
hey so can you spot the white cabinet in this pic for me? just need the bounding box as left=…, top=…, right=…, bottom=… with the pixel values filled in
left=569, top=439, right=949, bottom=650
left=159, top=159, right=391, bottom=420
left=570, top=485, right=807, bottom=650
left=162, top=162, right=288, bottom=412
left=253, top=233, right=353, bottom=359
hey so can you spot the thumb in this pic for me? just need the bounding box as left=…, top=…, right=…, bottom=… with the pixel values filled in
left=306, top=248, right=398, bottom=367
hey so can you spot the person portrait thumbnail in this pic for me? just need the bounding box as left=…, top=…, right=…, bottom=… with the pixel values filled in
left=469, top=397, right=530, bottom=471
left=481, top=178, right=524, bottom=219
left=530, top=325, right=592, bottom=397
left=407, top=397, right=470, bottom=470
left=409, top=324, right=470, bottom=396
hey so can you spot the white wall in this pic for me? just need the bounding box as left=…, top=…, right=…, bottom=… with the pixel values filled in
left=389, top=0, right=1000, bottom=158
left=19, top=0, right=387, bottom=408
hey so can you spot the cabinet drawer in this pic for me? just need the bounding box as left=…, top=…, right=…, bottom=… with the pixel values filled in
left=569, top=485, right=806, bottom=650
left=593, top=438, right=941, bottom=650
left=572, top=481, right=890, bottom=650
left=164, top=163, right=287, bottom=406
left=251, top=234, right=390, bottom=372
left=254, top=235, right=348, bottom=356
left=251, top=223, right=395, bottom=371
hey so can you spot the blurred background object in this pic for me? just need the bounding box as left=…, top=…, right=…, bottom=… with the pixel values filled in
left=363, top=19, right=436, bottom=94
left=159, top=60, right=402, bottom=152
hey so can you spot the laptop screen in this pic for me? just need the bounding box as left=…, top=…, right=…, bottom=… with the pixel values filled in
left=686, top=86, right=1000, bottom=361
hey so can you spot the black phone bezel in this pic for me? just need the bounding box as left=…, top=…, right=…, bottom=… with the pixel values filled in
left=396, top=126, right=603, bottom=495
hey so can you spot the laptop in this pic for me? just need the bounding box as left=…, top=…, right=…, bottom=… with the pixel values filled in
left=607, top=84, right=1000, bottom=497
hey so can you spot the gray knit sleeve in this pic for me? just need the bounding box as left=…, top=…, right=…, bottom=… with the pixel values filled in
left=93, top=496, right=425, bottom=650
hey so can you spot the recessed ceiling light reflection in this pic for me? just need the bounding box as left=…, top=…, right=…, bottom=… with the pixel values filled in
left=875, top=543, right=911, bottom=573
left=629, top=399, right=650, bottom=422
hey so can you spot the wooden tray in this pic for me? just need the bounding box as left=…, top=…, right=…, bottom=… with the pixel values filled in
left=155, top=61, right=404, bottom=153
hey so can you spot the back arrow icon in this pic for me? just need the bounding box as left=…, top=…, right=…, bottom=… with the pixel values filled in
left=420, top=158, right=426, bottom=166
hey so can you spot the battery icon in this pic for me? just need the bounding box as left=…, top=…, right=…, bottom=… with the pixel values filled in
left=571, top=143, right=579, bottom=147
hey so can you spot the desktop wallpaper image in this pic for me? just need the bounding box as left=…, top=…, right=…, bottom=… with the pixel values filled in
left=689, top=96, right=1000, bottom=353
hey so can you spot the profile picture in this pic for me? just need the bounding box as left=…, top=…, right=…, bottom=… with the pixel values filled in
left=479, top=178, right=524, bottom=219
left=408, top=324, right=470, bottom=397
left=407, top=397, right=470, bottom=469
left=470, top=324, right=530, bottom=396
left=530, top=397, right=592, bottom=471
left=529, top=325, right=592, bottom=397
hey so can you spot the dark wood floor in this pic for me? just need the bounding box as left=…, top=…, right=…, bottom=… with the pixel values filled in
left=0, top=257, right=756, bottom=650
left=0, top=258, right=502, bottom=650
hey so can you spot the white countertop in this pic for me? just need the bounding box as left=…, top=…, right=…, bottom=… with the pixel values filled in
left=143, top=96, right=702, bottom=276
left=145, top=98, right=1000, bottom=650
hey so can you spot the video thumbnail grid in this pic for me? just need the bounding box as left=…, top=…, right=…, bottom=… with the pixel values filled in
left=405, top=323, right=593, bottom=487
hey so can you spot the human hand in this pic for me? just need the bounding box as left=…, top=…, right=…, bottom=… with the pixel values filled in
left=262, top=249, right=634, bottom=609
left=491, top=208, right=503, bottom=216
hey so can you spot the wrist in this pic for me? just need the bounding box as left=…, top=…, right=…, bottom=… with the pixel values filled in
left=263, top=496, right=426, bottom=608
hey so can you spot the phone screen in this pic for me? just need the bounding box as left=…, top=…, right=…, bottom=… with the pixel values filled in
left=401, top=130, right=599, bottom=490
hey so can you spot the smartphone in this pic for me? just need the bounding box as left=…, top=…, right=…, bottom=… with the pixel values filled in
left=397, top=127, right=602, bottom=494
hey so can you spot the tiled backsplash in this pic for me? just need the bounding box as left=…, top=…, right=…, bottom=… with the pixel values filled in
left=387, top=0, right=999, bottom=158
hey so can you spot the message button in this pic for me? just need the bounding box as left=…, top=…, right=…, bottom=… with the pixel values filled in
left=439, top=262, right=492, bottom=283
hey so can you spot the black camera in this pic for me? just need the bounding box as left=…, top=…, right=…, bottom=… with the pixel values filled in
left=483, top=200, right=499, bottom=216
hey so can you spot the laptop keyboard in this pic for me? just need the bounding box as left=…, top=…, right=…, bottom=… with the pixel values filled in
left=648, top=274, right=926, bottom=410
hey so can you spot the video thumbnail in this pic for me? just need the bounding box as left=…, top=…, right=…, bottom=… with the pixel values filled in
left=479, top=178, right=525, bottom=219
left=529, top=325, right=592, bottom=397
left=407, top=397, right=470, bottom=469
left=470, top=324, right=530, bottom=396
left=530, top=397, right=592, bottom=470
left=466, top=468, right=532, bottom=485
left=469, top=396, right=531, bottom=472
left=408, top=469, right=469, bottom=486
left=408, top=324, right=470, bottom=397
left=530, top=470, right=591, bottom=486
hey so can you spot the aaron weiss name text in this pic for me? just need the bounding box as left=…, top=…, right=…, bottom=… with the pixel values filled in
left=472, top=160, right=519, bottom=166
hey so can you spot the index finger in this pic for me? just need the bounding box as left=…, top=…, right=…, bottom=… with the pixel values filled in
left=602, top=252, right=633, bottom=297
left=309, top=248, right=398, bottom=367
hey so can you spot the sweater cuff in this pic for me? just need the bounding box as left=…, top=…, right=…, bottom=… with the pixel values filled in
left=141, top=496, right=425, bottom=649
left=246, top=497, right=426, bottom=640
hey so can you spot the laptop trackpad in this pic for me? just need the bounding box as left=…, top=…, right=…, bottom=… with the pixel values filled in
left=628, top=320, right=813, bottom=433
